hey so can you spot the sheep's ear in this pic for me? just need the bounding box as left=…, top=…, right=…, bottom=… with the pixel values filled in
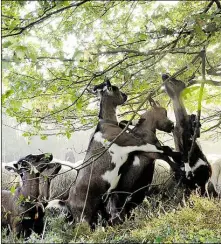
left=47, top=163, right=61, bottom=175
left=5, top=166, right=18, bottom=173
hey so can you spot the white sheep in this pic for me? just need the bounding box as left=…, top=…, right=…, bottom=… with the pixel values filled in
left=147, top=160, right=175, bottom=196
left=206, top=155, right=221, bottom=197
left=2, top=161, right=21, bottom=190
left=39, top=159, right=78, bottom=201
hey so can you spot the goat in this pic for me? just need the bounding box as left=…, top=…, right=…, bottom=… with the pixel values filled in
left=39, top=159, right=77, bottom=201
left=162, top=74, right=212, bottom=194
left=47, top=78, right=182, bottom=229
left=2, top=153, right=53, bottom=238
left=105, top=101, right=184, bottom=224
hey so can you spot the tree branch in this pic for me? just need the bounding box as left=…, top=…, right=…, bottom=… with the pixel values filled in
left=2, top=0, right=89, bottom=38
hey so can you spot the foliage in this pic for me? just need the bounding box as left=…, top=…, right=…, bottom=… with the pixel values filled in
left=2, top=195, right=221, bottom=243
left=2, top=0, right=221, bottom=138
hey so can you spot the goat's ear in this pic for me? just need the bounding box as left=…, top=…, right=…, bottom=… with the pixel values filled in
left=162, top=73, right=170, bottom=81
left=5, top=166, right=18, bottom=173
left=136, top=118, right=146, bottom=126
left=156, top=101, right=161, bottom=107
left=104, top=77, right=111, bottom=88
left=149, top=100, right=157, bottom=108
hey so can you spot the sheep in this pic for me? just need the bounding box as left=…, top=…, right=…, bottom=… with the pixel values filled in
left=207, top=156, right=221, bottom=198
left=49, top=163, right=77, bottom=200
left=148, top=160, right=172, bottom=194
left=2, top=153, right=53, bottom=238
left=2, top=161, right=20, bottom=190
left=39, top=159, right=78, bottom=201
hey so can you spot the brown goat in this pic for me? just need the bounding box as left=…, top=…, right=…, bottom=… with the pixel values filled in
left=2, top=153, right=53, bottom=238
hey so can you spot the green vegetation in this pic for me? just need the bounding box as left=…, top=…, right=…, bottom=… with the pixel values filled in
left=2, top=1, right=221, bottom=139
left=2, top=195, right=221, bottom=243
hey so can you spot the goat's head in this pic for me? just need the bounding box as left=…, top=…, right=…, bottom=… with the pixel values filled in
left=93, top=77, right=127, bottom=106
left=146, top=98, right=174, bottom=133
left=13, top=153, right=53, bottom=175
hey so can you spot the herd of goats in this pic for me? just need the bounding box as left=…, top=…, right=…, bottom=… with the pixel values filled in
left=2, top=74, right=221, bottom=239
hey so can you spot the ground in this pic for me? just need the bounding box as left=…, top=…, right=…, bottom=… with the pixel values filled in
left=2, top=194, right=221, bottom=243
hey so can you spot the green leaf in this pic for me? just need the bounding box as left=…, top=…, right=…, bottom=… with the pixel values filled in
left=66, top=131, right=72, bottom=139
left=2, top=41, right=12, bottom=48
left=15, top=46, right=28, bottom=60
left=40, top=134, right=48, bottom=140
left=2, top=89, right=14, bottom=103
left=10, top=185, right=16, bottom=195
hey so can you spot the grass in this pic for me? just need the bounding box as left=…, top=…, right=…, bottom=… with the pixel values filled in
left=2, top=194, right=221, bottom=243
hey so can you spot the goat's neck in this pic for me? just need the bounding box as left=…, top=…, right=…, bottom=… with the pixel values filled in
left=20, top=173, right=40, bottom=201
left=99, top=99, right=117, bottom=121
left=135, top=115, right=156, bottom=134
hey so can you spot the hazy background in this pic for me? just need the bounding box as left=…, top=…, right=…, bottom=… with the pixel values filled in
left=2, top=112, right=220, bottom=164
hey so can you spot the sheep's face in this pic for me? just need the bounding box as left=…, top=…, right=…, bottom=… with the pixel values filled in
left=14, top=153, right=53, bottom=174
left=93, top=78, right=127, bottom=106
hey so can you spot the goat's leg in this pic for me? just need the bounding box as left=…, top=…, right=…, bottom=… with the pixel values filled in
left=106, top=193, right=125, bottom=226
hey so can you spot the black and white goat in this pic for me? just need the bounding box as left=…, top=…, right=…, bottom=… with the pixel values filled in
left=106, top=101, right=184, bottom=224
left=47, top=78, right=182, bottom=229
left=162, top=74, right=212, bottom=194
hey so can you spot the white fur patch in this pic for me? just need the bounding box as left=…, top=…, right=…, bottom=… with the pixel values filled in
left=46, top=199, right=64, bottom=210
left=133, top=156, right=140, bottom=166
left=169, top=157, right=174, bottom=162
left=184, top=163, right=192, bottom=179
left=132, top=120, right=139, bottom=126
left=94, top=131, right=163, bottom=192
left=191, top=158, right=207, bottom=172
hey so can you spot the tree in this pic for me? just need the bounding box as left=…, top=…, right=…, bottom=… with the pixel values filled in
left=2, top=0, right=221, bottom=139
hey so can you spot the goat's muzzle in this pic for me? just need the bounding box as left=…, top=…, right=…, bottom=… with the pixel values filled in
left=164, top=121, right=174, bottom=133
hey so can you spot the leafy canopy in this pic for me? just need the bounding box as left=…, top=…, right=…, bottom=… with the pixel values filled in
left=2, top=0, right=221, bottom=139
